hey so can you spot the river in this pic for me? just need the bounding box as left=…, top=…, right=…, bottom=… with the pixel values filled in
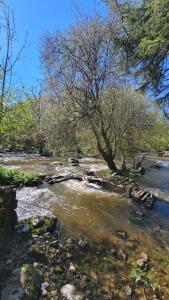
left=1, top=152, right=169, bottom=254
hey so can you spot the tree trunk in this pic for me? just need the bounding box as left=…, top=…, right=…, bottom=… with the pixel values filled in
left=90, top=120, right=118, bottom=172
left=136, top=155, right=145, bottom=169
left=121, top=155, right=127, bottom=172
left=39, top=139, right=44, bottom=155
left=106, top=158, right=118, bottom=172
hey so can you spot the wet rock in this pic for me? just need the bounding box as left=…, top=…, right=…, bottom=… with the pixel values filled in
left=41, top=282, right=49, bottom=290
left=116, top=230, right=128, bottom=240
left=69, top=158, right=80, bottom=166
left=85, top=171, right=95, bottom=176
left=158, top=150, right=169, bottom=157
left=41, top=150, right=53, bottom=157
left=150, top=164, right=161, bottom=169
left=71, top=162, right=80, bottom=167
left=41, top=282, right=49, bottom=296
left=69, top=158, right=79, bottom=164
left=21, top=224, right=30, bottom=233
left=32, top=216, right=45, bottom=228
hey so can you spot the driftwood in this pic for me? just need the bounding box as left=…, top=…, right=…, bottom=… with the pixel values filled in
left=129, top=188, right=156, bottom=208
left=45, top=173, right=157, bottom=208
left=45, top=174, right=119, bottom=191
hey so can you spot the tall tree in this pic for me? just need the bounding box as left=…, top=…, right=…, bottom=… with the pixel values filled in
left=105, top=0, right=169, bottom=116
left=41, top=17, right=150, bottom=171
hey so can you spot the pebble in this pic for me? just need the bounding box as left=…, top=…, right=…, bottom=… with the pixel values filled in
left=110, top=248, right=117, bottom=257
left=42, top=289, right=48, bottom=296
left=118, top=249, right=127, bottom=261
left=32, top=216, right=45, bottom=228
left=6, top=259, right=12, bottom=265
left=61, top=284, right=76, bottom=300
left=125, top=285, right=133, bottom=296
left=33, top=262, right=38, bottom=267
left=140, top=252, right=148, bottom=261
left=116, top=230, right=128, bottom=240
left=137, top=259, right=146, bottom=268
left=41, top=282, right=49, bottom=290
left=135, top=276, right=143, bottom=285
left=69, top=262, right=76, bottom=272
left=21, top=224, right=30, bottom=233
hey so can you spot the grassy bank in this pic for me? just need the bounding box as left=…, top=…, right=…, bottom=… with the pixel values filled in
left=0, top=166, right=43, bottom=187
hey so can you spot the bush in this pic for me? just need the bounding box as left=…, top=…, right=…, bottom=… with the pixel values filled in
left=0, top=166, right=43, bottom=186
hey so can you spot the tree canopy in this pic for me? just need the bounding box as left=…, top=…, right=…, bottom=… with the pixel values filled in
left=106, top=0, right=169, bottom=116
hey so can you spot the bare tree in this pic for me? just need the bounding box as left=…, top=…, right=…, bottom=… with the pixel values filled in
left=41, top=17, right=149, bottom=171
left=0, top=7, right=27, bottom=113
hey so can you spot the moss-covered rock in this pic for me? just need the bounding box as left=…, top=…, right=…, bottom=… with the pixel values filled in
left=20, top=264, right=42, bottom=300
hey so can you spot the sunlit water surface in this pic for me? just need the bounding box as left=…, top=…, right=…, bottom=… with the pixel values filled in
left=1, top=152, right=169, bottom=254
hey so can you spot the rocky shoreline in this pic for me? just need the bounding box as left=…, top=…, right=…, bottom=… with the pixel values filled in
left=0, top=215, right=165, bottom=300
left=0, top=167, right=168, bottom=299
left=0, top=182, right=168, bottom=300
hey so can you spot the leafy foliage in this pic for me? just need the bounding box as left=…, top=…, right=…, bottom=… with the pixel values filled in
left=0, top=166, right=42, bottom=186
left=0, top=100, right=40, bottom=151
left=108, top=0, right=169, bottom=115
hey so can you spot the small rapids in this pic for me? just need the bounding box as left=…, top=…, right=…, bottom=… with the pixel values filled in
left=1, top=152, right=169, bottom=252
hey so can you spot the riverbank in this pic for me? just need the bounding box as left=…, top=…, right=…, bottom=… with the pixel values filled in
left=1, top=153, right=169, bottom=299
left=1, top=215, right=168, bottom=300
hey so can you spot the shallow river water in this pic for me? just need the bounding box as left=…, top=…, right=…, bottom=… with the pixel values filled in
left=1, top=152, right=169, bottom=254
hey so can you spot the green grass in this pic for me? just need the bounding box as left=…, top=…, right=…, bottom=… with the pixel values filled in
left=130, top=266, right=146, bottom=281
left=0, top=166, right=43, bottom=187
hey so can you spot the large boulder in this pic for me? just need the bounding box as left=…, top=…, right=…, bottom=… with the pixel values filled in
left=0, top=186, right=17, bottom=209
left=0, top=186, right=18, bottom=254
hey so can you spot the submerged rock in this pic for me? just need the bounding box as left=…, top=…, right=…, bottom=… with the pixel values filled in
left=69, top=158, right=80, bottom=166
left=150, top=164, right=161, bottom=169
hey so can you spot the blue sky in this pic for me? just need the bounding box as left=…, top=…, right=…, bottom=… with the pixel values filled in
left=4, top=0, right=107, bottom=89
